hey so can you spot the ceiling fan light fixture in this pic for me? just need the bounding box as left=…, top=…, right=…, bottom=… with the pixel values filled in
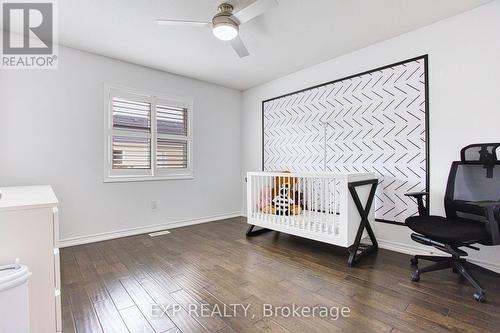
left=212, top=22, right=238, bottom=41
left=212, top=3, right=238, bottom=41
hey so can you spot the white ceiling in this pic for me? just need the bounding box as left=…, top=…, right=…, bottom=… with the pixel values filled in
left=59, top=0, right=491, bottom=90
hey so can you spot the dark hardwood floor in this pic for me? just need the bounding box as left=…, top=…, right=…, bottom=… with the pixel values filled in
left=61, top=217, right=500, bottom=333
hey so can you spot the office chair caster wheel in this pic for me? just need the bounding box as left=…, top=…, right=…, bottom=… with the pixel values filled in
left=411, top=271, right=420, bottom=282
left=410, top=258, right=418, bottom=266
left=473, top=292, right=486, bottom=303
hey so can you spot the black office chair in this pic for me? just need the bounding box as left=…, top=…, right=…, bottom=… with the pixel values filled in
left=405, top=143, right=500, bottom=303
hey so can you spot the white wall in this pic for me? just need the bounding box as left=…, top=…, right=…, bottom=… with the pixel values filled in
left=241, top=1, right=500, bottom=271
left=0, top=46, right=243, bottom=244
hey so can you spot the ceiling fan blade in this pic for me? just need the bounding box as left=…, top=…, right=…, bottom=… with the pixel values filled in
left=231, top=0, right=279, bottom=24
left=230, top=36, right=250, bottom=58
left=156, top=19, right=210, bottom=27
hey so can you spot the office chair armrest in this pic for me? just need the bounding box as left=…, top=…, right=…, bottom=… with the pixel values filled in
left=405, top=192, right=429, bottom=216
left=466, top=201, right=500, bottom=245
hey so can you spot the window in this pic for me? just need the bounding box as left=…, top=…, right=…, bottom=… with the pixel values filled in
left=104, top=86, right=193, bottom=182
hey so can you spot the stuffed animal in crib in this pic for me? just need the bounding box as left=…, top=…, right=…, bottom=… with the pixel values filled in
left=272, top=184, right=302, bottom=215
left=272, top=171, right=296, bottom=198
left=257, top=171, right=302, bottom=215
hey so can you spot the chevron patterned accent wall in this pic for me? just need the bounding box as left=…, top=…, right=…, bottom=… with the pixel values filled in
left=263, top=56, right=429, bottom=224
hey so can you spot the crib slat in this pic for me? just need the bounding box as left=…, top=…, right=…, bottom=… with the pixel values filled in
left=311, top=178, right=314, bottom=232
left=324, top=178, right=327, bottom=233
left=288, top=175, right=291, bottom=228
left=266, top=175, right=270, bottom=223
left=251, top=174, right=254, bottom=217
left=300, top=177, right=303, bottom=229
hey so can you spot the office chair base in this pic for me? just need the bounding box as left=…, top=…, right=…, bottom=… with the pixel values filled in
left=410, top=254, right=449, bottom=266
left=474, top=292, right=486, bottom=303
left=410, top=255, right=487, bottom=303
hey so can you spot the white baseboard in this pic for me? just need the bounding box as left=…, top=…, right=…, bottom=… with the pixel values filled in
left=378, top=239, right=500, bottom=274
left=378, top=239, right=444, bottom=256
left=470, top=258, right=500, bottom=274
left=59, top=212, right=242, bottom=248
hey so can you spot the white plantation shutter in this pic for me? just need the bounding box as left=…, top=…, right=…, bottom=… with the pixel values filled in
left=106, top=88, right=192, bottom=181
left=112, top=136, right=151, bottom=169
left=156, top=105, right=187, bottom=136
left=110, top=95, right=152, bottom=170
left=156, top=103, right=189, bottom=169
left=112, top=98, right=151, bottom=131
left=157, top=139, right=188, bottom=168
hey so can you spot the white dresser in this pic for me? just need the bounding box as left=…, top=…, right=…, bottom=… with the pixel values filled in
left=0, top=186, right=61, bottom=333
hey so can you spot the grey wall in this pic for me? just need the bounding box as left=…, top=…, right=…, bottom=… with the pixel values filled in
left=0, top=46, right=243, bottom=242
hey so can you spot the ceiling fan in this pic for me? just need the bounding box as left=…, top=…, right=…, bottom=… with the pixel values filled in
left=156, top=0, right=279, bottom=58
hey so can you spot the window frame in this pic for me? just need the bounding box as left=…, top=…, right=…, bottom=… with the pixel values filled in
left=104, top=84, right=194, bottom=183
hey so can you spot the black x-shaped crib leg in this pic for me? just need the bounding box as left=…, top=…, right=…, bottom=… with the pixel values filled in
left=347, top=179, right=379, bottom=267
left=246, top=224, right=273, bottom=237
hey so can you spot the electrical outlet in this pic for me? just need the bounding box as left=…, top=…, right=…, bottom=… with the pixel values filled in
left=151, top=200, right=157, bottom=209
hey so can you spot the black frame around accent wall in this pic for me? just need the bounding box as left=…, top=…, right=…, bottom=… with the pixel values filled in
left=261, top=55, right=430, bottom=226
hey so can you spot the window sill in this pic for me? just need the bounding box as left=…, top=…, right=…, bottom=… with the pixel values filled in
left=104, top=174, right=194, bottom=183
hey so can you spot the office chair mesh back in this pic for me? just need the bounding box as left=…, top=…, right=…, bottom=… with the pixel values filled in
left=452, top=165, right=500, bottom=203
left=446, top=144, right=500, bottom=232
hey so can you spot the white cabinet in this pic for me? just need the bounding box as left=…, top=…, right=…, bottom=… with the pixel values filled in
left=0, top=186, right=61, bottom=333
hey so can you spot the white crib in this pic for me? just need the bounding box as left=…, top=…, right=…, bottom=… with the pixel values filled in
left=246, top=171, right=379, bottom=266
